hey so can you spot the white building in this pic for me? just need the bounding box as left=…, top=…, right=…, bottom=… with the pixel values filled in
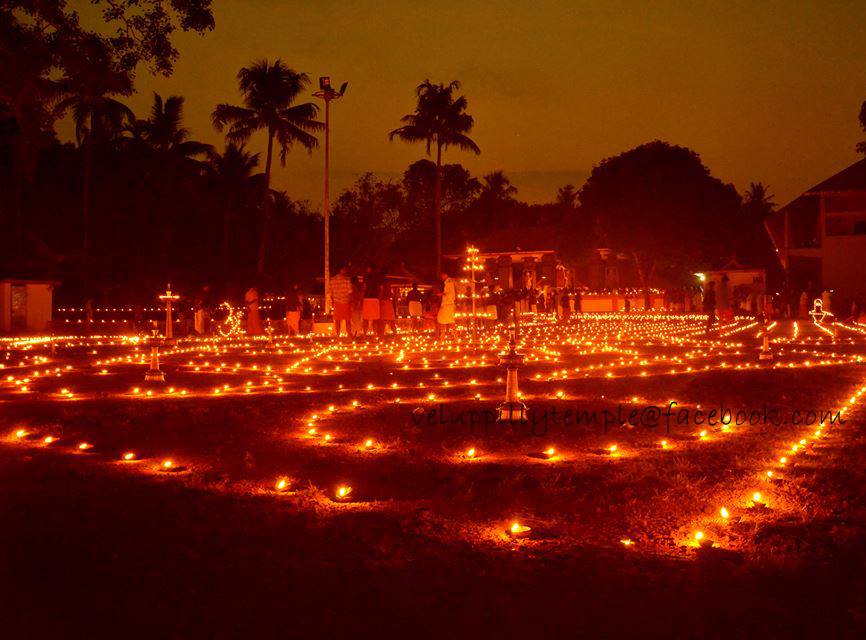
left=767, top=158, right=866, bottom=302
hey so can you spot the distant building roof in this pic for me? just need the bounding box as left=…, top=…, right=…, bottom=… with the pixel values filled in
left=804, top=157, right=866, bottom=194
left=772, top=158, right=866, bottom=222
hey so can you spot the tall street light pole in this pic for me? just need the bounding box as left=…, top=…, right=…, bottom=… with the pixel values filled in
left=313, top=77, right=348, bottom=316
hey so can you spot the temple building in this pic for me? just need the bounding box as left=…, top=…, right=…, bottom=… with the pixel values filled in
left=0, top=278, right=57, bottom=333
left=767, top=158, right=866, bottom=301
left=444, top=247, right=572, bottom=290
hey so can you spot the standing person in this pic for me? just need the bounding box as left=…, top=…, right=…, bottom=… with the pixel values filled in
left=821, top=289, right=832, bottom=315
left=361, top=264, right=382, bottom=336
left=798, top=290, right=808, bottom=318
left=193, top=285, right=210, bottom=335
left=350, top=276, right=363, bottom=337
left=330, top=265, right=353, bottom=337
left=300, top=294, right=313, bottom=334
left=245, top=286, right=262, bottom=335
left=717, top=275, right=730, bottom=321
left=285, top=284, right=301, bottom=336
left=379, top=276, right=397, bottom=337
left=437, top=269, right=457, bottom=339
left=406, top=282, right=424, bottom=331
left=703, top=280, right=717, bottom=334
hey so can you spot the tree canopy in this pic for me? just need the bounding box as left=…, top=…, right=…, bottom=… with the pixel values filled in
left=579, top=140, right=743, bottom=286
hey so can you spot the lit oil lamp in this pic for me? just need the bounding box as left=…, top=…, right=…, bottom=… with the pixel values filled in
left=508, top=522, right=532, bottom=538
left=275, top=477, right=290, bottom=492
left=694, top=530, right=714, bottom=548
left=541, top=447, right=556, bottom=459
left=334, top=485, right=353, bottom=501
left=122, top=452, right=136, bottom=461
left=751, top=492, right=767, bottom=509
left=160, top=459, right=185, bottom=472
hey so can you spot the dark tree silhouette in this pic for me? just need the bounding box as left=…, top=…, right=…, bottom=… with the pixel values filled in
left=55, top=41, right=134, bottom=285
left=742, top=182, right=777, bottom=221
left=556, top=184, right=578, bottom=209
left=3, top=1, right=215, bottom=78
left=579, top=140, right=742, bottom=289
left=401, top=159, right=480, bottom=229
left=205, top=142, right=262, bottom=276
left=390, top=80, right=480, bottom=275
left=212, top=60, right=322, bottom=277
left=0, top=20, right=63, bottom=263
left=858, top=99, right=866, bottom=154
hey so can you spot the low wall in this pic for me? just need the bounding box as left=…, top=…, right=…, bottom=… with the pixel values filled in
left=579, top=294, right=665, bottom=313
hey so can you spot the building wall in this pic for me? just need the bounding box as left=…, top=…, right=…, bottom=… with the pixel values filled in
left=0, top=282, right=54, bottom=333
left=0, top=282, right=10, bottom=332
left=821, top=236, right=866, bottom=299
left=25, top=284, right=53, bottom=332
left=818, top=194, right=866, bottom=300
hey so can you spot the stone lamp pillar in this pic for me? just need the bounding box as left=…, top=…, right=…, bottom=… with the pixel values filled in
left=497, top=337, right=527, bottom=422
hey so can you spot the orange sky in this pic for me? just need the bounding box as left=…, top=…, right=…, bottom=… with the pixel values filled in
left=70, top=0, right=866, bottom=208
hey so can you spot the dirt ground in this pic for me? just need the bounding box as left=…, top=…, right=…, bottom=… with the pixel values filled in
left=2, top=315, right=866, bottom=638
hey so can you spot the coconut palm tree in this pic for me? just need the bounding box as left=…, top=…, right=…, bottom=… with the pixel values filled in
left=743, top=182, right=777, bottom=221
left=480, top=170, right=517, bottom=202
left=205, top=142, right=262, bottom=275
left=390, top=80, right=480, bottom=274
left=134, top=93, right=213, bottom=272
left=212, top=59, right=322, bottom=277
left=55, top=60, right=134, bottom=282
left=140, top=93, right=212, bottom=160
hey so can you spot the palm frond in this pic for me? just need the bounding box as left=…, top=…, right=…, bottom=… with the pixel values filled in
left=212, top=103, right=255, bottom=131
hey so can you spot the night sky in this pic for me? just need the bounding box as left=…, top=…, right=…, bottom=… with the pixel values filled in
left=71, top=0, right=866, bottom=207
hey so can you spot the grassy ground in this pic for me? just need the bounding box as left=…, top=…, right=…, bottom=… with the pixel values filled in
left=2, top=316, right=865, bottom=638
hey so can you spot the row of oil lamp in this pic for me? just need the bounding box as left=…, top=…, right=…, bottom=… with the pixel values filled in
left=685, top=380, right=866, bottom=550
left=6, top=378, right=864, bottom=547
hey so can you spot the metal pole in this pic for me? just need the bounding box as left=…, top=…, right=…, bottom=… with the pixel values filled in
left=470, top=251, right=477, bottom=345
left=323, top=98, right=331, bottom=316
left=165, top=298, right=173, bottom=340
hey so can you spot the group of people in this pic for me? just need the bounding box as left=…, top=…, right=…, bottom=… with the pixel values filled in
left=329, top=265, right=458, bottom=339
left=699, top=277, right=866, bottom=334
left=204, top=268, right=586, bottom=340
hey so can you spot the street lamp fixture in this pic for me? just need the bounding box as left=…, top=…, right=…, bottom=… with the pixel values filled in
left=314, top=76, right=348, bottom=316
